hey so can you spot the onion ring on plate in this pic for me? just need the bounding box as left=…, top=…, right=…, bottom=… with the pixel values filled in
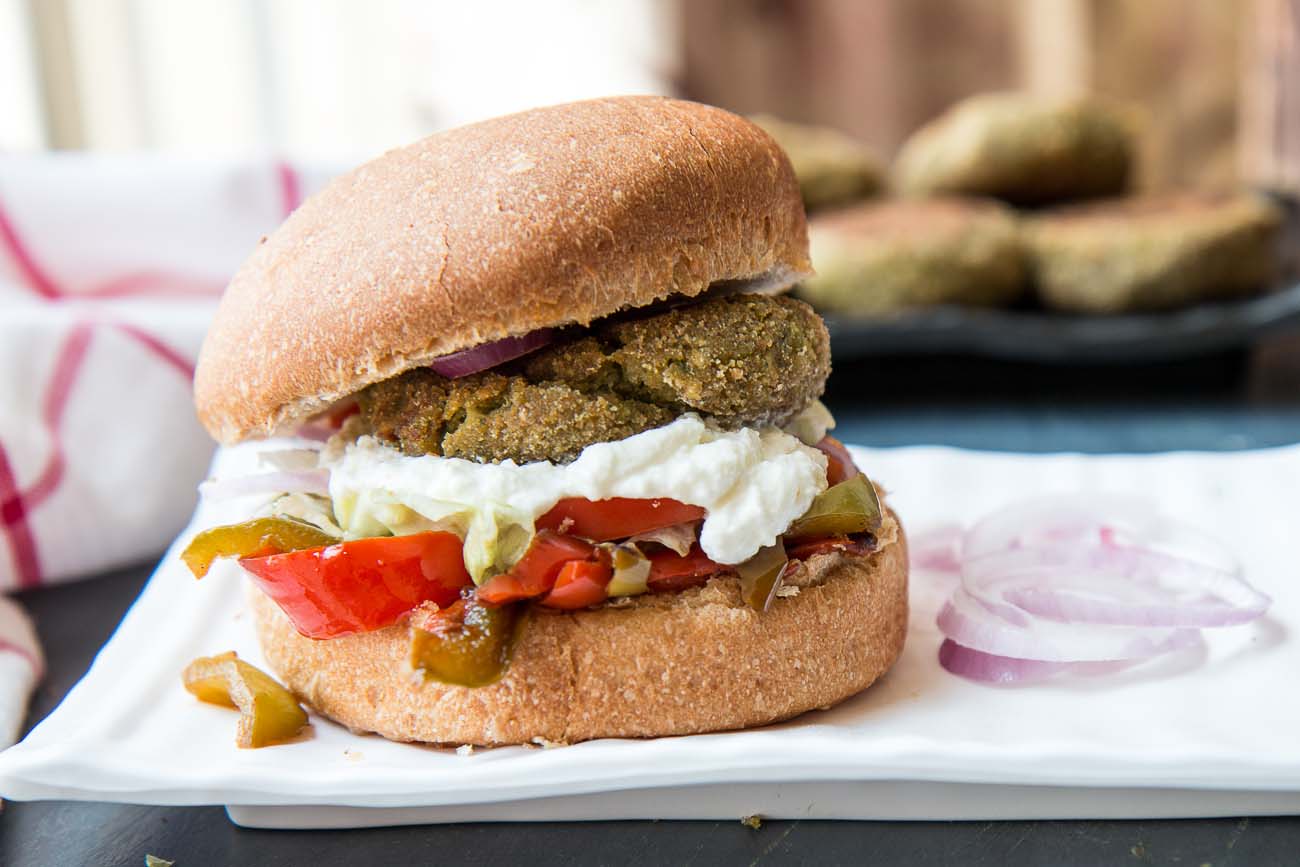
left=985, top=551, right=1270, bottom=627
left=937, top=586, right=1202, bottom=662
left=933, top=493, right=1271, bottom=684
left=961, top=494, right=1159, bottom=559
left=959, top=496, right=1269, bottom=628
left=938, top=639, right=1144, bottom=684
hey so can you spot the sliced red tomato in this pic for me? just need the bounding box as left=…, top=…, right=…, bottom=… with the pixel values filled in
left=476, top=531, right=595, bottom=606
left=539, top=559, right=614, bottom=609
left=536, top=497, right=705, bottom=542
left=240, top=531, right=472, bottom=639
left=786, top=534, right=875, bottom=562
left=645, top=544, right=729, bottom=592
left=815, top=435, right=860, bottom=486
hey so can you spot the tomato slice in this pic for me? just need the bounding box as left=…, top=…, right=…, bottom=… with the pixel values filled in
left=536, top=497, right=705, bottom=542
left=645, top=544, right=728, bottom=592
left=539, top=559, right=614, bottom=609
left=476, top=531, right=595, bottom=605
left=240, top=531, right=471, bottom=639
left=815, top=435, right=860, bottom=486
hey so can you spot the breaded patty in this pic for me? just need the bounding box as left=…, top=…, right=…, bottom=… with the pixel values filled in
left=360, top=370, right=675, bottom=466
left=800, top=198, right=1026, bottom=314
left=1028, top=193, right=1281, bottom=313
left=751, top=114, right=883, bottom=211
left=896, top=93, right=1133, bottom=206
left=359, top=294, right=831, bottom=463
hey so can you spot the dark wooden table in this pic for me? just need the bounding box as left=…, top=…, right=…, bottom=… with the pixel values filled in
left=4, top=347, right=1300, bottom=867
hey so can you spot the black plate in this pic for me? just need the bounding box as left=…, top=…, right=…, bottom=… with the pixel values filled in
left=825, top=281, right=1300, bottom=363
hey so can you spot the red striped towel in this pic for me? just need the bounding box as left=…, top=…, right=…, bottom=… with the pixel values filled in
left=0, top=155, right=333, bottom=741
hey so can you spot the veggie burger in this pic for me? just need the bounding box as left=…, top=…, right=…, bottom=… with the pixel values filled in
left=185, top=96, right=908, bottom=745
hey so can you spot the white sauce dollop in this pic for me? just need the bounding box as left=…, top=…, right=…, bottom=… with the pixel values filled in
left=325, top=414, right=828, bottom=580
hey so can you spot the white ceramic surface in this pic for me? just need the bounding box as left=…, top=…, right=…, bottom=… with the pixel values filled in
left=1, top=442, right=1297, bottom=826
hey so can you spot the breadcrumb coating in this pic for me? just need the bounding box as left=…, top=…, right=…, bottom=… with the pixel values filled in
left=896, top=93, right=1133, bottom=206
left=1027, top=193, right=1281, bottom=313
left=358, top=294, right=830, bottom=463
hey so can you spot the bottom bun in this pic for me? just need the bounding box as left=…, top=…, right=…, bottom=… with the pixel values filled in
left=251, top=513, right=908, bottom=746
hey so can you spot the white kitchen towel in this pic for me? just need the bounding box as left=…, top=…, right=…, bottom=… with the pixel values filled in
left=0, top=154, right=334, bottom=739
left=0, top=595, right=42, bottom=752
left=0, top=153, right=335, bottom=591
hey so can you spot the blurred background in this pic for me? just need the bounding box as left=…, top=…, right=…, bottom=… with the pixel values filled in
left=0, top=0, right=1287, bottom=193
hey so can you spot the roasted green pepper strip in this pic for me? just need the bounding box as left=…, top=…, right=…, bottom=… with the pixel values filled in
left=737, top=541, right=789, bottom=613
left=784, top=473, right=882, bottom=541
left=181, top=517, right=339, bottom=578
left=182, top=651, right=309, bottom=748
left=411, top=597, right=521, bottom=688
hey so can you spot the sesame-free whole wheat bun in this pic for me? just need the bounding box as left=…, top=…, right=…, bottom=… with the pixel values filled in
left=194, top=96, right=812, bottom=443
left=253, top=512, right=907, bottom=745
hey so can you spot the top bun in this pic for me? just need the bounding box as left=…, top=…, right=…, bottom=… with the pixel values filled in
left=195, top=96, right=812, bottom=443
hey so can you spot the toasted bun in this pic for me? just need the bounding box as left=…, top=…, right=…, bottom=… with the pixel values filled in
left=195, top=96, right=811, bottom=444
left=251, top=513, right=907, bottom=745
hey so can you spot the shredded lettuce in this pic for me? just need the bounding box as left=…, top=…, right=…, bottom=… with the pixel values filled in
left=333, top=486, right=534, bottom=582
left=266, top=493, right=345, bottom=537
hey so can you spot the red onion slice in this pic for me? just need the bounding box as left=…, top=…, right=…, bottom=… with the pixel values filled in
left=993, top=557, right=1270, bottom=628
left=199, top=469, right=331, bottom=500
left=295, top=425, right=333, bottom=443
left=429, top=329, right=555, bottom=378
left=960, top=494, right=1158, bottom=560
left=295, top=400, right=360, bottom=442
left=960, top=497, right=1269, bottom=629
left=1004, top=584, right=1269, bottom=628
left=966, top=546, right=1269, bottom=627
left=939, top=639, right=1147, bottom=684
left=937, top=586, right=1201, bottom=662
left=933, top=493, right=1271, bottom=685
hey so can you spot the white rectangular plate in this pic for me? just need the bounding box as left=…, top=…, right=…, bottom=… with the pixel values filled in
left=2, top=443, right=1298, bottom=828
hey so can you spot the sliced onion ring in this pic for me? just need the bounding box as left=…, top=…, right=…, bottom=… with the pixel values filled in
left=199, top=469, right=331, bottom=500
left=295, top=400, right=359, bottom=442
left=937, top=587, right=1202, bottom=662
left=938, top=639, right=1147, bottom=684
left=1004, top=583, right=1269, bottom=628
left=961, top=494, right=1160, bottom=562
left=960, top=497, right=1270, bottom=629
left=987, top=551, right=1270, bottom=628
left=296, top=422, right=335, bottom=443
left=932, top=494, right=1271, bottom=684
left=429, top=329, right=555, bottom=378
